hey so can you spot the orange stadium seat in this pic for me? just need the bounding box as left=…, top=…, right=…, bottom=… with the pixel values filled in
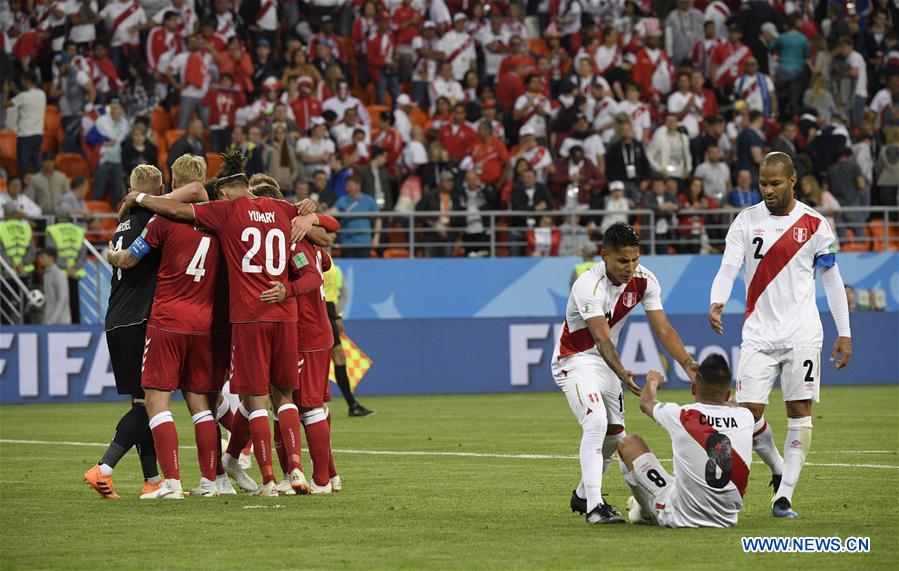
left=0, top=130, right=16, bottom=176
left=150, top=106, right=170, bottom=134
left=205, top=151, right=222, bottom=178
left=165, top=129, right=185, bottom=150
left=55, top=152, right=92, bottom=179
left=367, top=104, right=388, bottom=122
left=409, top=106, right=429, bottom=128
left=382, top=247, right=410, bottom=259
left=85, top=200, right=118, bottom=241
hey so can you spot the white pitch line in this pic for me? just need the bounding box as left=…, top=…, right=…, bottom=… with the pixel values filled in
left=1, top=438, right=898, bottom=470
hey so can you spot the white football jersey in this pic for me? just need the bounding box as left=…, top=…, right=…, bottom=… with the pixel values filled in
left=653, top=402, right=753, bottom=528
left=722, top=201, right=837, bottom=349
left=554, top=262, right=663, bottom=362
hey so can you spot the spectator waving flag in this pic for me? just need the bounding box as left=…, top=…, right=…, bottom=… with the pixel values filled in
left=329, top=334, right=373, bottom=393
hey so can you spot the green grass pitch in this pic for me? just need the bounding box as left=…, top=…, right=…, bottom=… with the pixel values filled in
left=1, top=386, right=897, bottom=570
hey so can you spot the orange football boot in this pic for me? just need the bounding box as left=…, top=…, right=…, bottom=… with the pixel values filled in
left=141, top=479, right=164, bottom=496
left=84, top=465, right=121, bottom=499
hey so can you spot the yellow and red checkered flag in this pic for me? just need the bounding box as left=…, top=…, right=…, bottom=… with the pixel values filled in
left=328, top=334, right=373, bottom=393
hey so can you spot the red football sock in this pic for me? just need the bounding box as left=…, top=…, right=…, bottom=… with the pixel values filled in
left=215, top=425, right=225, bottom=476
left=226, top=408, right=251, bottom=458
left=272, top=418, right=290, bottom=476
left=327, top=411, right=337, bottom=478
left=302, top=409, right=331, bottom=487
left=277, top=404, right=304, bottom=473
left=219, top=409, right=235, bottom=432
left=192, top=412, right=218, bottom=482
left=149, top=411, right=179, bottom=480
left=248, top=410, right=276, bottom=484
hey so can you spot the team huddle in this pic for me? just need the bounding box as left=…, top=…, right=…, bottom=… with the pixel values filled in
left=84, top=149, right=344, bottom=499
left=555, top=152, right=852, bottom=528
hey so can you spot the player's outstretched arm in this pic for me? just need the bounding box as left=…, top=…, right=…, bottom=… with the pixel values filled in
left=821, top=263, right=853, bottom=369
left=708, top=263, right=740, bottom=335
left=166, top=181, right=208, bottom=203
left=124, top=191, right=196, bottom=222
left=585, top=316, right=639, bottom=395
left=646, top=310, right=699, bottom=381
left=639, top=371, right=664, bottom=419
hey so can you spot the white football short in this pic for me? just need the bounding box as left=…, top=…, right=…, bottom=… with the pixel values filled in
left=736, top=346, right=822, bottom=404
left=552, top=355, right=626, bottom=427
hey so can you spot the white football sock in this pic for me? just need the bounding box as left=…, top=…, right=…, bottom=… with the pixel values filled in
left=752, top=417, right=784, bottom=475
left=778, top=416, right=813, bottom=503
left=623, top=467, right=655, bottom=520
left=575, top=480, right=585, bottom=499
left=579, top=410, right=608, bottom=513
left=602, top=431, right=626, bottom=475
left=98, top=463, right=114, bottom=476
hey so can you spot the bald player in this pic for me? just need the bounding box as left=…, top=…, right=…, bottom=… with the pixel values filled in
left=709, top=152, right=852, bottom=518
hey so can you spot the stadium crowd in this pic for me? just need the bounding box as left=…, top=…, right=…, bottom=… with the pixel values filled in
left=2, top=0, right=899, bottom=269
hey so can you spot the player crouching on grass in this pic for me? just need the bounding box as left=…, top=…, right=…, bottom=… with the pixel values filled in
left=617, top=355, right=753, bottom=528
left=108, top=155, right=233, bottom=499
left=123, top=149, right=336, bottom=496
left=553, top=222, right=700, bottom=524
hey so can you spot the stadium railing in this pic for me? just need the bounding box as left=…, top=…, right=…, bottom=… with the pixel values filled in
left=9, top=206, right=896, bottom=325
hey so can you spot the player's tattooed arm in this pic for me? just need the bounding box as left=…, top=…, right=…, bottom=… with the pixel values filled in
left=639, top=371, right=664, bottom=419
left=124, top=192, right=196, bottom=222
left=105, top=240, right=139, bottom=269
left=586, top=316, right=639, bottom=395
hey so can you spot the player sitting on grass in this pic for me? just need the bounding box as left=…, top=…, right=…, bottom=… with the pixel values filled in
left=618, top=355, right=753, bottom=528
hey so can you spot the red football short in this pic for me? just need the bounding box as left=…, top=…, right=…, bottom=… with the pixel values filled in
left=210, top=328, right=231, bottom=392
left=293, top=349, right=331, bottom=408
left=141, top=326, right=216, bottom=393
left=229, top=321, right=298, bottom=395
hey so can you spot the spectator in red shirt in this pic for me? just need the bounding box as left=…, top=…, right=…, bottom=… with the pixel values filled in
left=439, top=103, right=478, bottom=162
left=497, top=59, right=529, bottom=113
left=371, top=111, right=404, bottom=173
left=367, top=12, right=399, bottom=104
left=289, top=77, right=323, bottom=133
left=205, top=73, right=247, bottom=152
left=471, top=120, right=511, bottom=188
left=351, top=0, right=378, bottom=86
left=217, top=36, right=255, bottom=95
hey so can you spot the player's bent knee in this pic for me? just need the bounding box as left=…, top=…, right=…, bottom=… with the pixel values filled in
left=785, top=399, right=812, bottom=418
left=618, top=434, right=650, bottom=458
left=740, top=402, right=766, bottom=422
left=301, top=407, right=327, bottom=426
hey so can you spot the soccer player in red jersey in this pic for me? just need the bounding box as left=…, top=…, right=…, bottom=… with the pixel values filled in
left=123, top=149, right=337, bottom=496
left=108, top=156, right=226, bottom=499
left=261, top=225, right=341, bottom=494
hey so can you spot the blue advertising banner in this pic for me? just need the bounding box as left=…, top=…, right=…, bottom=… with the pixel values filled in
left=334, top=253, right=898, bottom=319
left=1, top=312, right=894, bottom=404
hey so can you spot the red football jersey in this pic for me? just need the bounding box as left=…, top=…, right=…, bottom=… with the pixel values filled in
left=291, top=241, right=333, bottom=351
left=143, top=216, right=220, bottom=334
left=192, top=196, right=298, bottom=324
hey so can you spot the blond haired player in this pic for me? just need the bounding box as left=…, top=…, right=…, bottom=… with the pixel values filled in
left=709, top=152, right=852, bottom=518
left=84, top=165, right=166, bottom=499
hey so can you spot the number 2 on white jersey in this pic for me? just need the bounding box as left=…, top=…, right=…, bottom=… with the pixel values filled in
left=186, top=236, right=212, bottom=282
left=241, top=227, right=287, bottom=275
